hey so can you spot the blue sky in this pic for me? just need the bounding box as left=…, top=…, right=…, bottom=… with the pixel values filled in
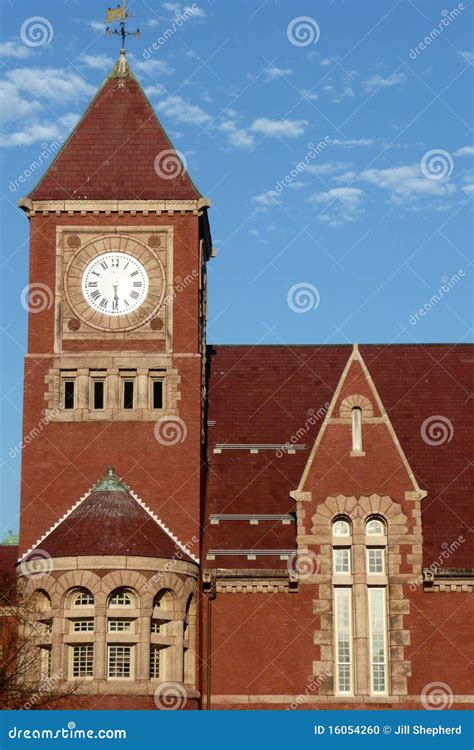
left=0, top=0, right=473, bottom=535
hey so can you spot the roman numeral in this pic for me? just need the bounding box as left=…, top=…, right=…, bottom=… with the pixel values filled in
left=133, top=282, right=142, bottom=287
left=124, top=261, right=129, bottom=270
left=99, top=298, right=108, bottom=309
left=130, top=271, right=138, bottom=277
left=100, top=261, right=108, bottom=270
left=91, top=271, right=100, bottom=277
left=90, top=290, right=100, bottom=300
left=130, top=290, right=139, bottom=300
left=88, top=282, right=98, bottom=288
left=124, top=299, right=130, bottom=307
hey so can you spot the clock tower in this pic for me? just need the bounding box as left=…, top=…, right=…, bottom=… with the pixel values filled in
left=16, top=52, right=210, bottom=705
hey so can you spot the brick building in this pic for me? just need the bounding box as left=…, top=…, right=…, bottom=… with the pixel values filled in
left=2, top=52, right=473, bottom=710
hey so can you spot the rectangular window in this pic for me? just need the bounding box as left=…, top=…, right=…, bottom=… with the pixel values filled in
left=123, top=380, right=134, bottom=410
left=72, top=644, right=93, bottom=678
left=73, top=619, right=94, bottom=632
left=92, top=379, right=105, bottom=410
left=40, top=647, right=52, bottom=679
left=334, top=588, right=352, bottom=694
left=333, top=548, right=351, bottom=574
left=63, top=380, right=75, bottom=410
left=150, top=646, right=161, bottom=679
left=108, top=645, right=132, bottom=679
left=368, top=588, right=388, bottom=694
left=151, top=621, right=162, bottom=634
left=152, top=379, right=164, bottom=409
left=108, top=619, right=132, bottom=632
left=367, top=548, right=385, bottom=574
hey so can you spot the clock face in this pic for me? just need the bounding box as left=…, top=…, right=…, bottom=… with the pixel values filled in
left=81, top=252, right=149, bottom=316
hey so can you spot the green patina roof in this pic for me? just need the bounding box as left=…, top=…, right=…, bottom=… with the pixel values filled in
left=92, top=467, right=129, bottom=492
left=1, top=530, right=19, bottom=546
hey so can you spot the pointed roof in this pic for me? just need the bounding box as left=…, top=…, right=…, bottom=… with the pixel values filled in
left=20, top=468, right=197, bottom=563
left=27, top=51, right=201, bottom=201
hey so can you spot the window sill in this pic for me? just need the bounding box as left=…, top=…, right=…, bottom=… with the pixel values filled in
left=350, top=450, right=366, bottom=457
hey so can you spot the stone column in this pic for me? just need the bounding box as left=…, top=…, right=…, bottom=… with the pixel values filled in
left=136, top=369, right=149, bottom=410
left=77, top=368, right=89, bottom=411
left=94, top=607, right=107, bottom=681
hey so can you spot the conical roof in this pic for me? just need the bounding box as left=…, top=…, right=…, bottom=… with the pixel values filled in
left=22, top=468, right=196, bottom=562
left=27, top=51, right=200, bottom=201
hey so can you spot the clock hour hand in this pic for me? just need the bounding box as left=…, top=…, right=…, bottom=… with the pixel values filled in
left=112, top=281, right=119, bottom=311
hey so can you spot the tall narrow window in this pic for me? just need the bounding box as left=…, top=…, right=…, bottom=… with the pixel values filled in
left=152, top=379, right=164, bottom=410
left=108, top=645, right=132, bottom=679
left=352, top=407, right=362, bottom=452
left=150, top=646, right=161, bottom=679
left=368, top=588, right=388, bottom=694
left=40, top=647, right=52, bottom=679
left=92, top=379, right=105, bottom=410
left=63, top=380, right=75, bottom=410
left=334, top=588, right=353, bottom=694
left=123, top=380, right=134, bottom=410
left=333, top=548, right=351, bottom=574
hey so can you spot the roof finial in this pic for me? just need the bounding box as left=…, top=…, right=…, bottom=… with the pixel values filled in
left=104, top=0, right=140, bottom=50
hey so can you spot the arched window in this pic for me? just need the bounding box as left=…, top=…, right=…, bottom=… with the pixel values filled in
left=333, top=518, right=351, bottom=537
left=72, top=589, right=94, bottom=607
left=109, top=588, right=134, bottom=607
left=352, top=407, right=362, bottom=452
left=366, top=518, right=385, bottom=536
left=365, top=517, right=388, bottom=695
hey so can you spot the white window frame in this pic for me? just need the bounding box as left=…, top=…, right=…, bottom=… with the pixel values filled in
left=149, top=646, right=162, bottom=679
left=109, top=590, right=133, bottom=607
left=333, top=547, right=351, bottom=574
left=107, top=644, right=134, bottom=680
left=367, top=547, right=385, bottom=575
left=366, top=518, right=385, bottom=536
left=71, top=643, right=94, bottom=679
left=40, top=647, right=52, bottom=679
left=333, top=519, right=351, bottom=537
left=368, top=587, right=388, bottom=695
left=72, top=619, right=94, bottom=632
left=352, top=406, right=362, bottom=452
left=334, top=587, right=353, bottom=695
left=73, top=591, right=94, bottom=607
left=108, top=619, right=133, bottom=632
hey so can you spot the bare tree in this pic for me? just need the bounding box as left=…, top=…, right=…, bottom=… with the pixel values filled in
left=0, top=572, right=79, bottom=709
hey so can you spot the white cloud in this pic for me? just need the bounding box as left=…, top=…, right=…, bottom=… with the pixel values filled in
left=252, top=190, right=282, bottom=208
left=162, top=3, right=206, bottom=18
left=299, top=89, right=318, bottom=102
left=80, top=54, right=114, bottom=70
left=0, top=41, right=31, bottom=59
left=360, top=164, right=456, bottom=199
left=250, top=118, right=307, bottom=138
left=0, top=112, right=78, bottom=147
left=5, top=67, right=95, bottom=104
left=309, top=186, right=364, bottom=226
left=304, top=161, right=352, bottom=176
left=156, top=95, right=211, bottom=126
left=462, top=184, right=474, bottom=195
left=363, top=72, right=406, bottom=92
left=320, top=57, right=333, bottom=67
left=455, top=146, right=474, bottom=157
left=131, top=57, right=174, bottom=77
left=144, top=83, right=167, bottom=97
left=264, top=65, right=292, bottom=80
left=87, top=21, right=105, bottom=32
left=219, top=119, right=254, bottom=148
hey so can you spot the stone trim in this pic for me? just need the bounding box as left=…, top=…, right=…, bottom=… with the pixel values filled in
left=19, top=198, right=211, bottom=216
left=210, top=694, right=474, bottom=705
left=339, top=394, right=373, bottom=419
left=305, top=493, right=423, bottom=698
left=202, top=568, right=297, bottom=594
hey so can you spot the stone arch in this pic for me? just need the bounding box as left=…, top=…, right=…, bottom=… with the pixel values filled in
left=100, top=570, right=148, bottom=605
left=339, top=394, right=373, bottom=420
left=55, top=570, right=102, bottom=605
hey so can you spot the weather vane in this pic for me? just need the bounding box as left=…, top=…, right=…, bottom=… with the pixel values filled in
left=104, top=0, right=140, bottom=49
